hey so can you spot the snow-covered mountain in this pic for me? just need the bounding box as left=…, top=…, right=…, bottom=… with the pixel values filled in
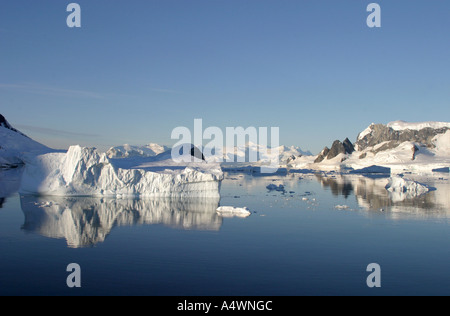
left=106, top=141, right=312, bottom=171
left=106, top=143, right=169, bottom=159
left=208, top=142, right=312, bottom=165
left=0, top=114, right=53, bottom=168
left=290, top=121, right=450, bottom=173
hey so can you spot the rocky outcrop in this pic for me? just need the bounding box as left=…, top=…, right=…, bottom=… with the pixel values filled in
left=314, top=147, right=330, bottom=163
left=314, top=138, right=355, bottom=163
left=355, top=123, right=449, bottom=152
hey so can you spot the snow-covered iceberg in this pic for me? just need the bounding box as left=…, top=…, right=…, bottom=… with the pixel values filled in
left=19, top=145, right=223, bottom=197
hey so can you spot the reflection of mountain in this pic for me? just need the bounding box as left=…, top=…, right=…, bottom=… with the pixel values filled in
left=20, top=196, right=222, bottom=248
left=0, top=167, right=24, bottom=208
left=316, top=174, right=354, bottom=198
left=316, top=174, right=450, bottom=220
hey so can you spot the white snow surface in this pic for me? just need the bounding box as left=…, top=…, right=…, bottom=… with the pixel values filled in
left=387, top=120, right=450, bottom=131
left=357, top=123, right=375, bottom=141
left=20, top=145, right=223, bottom=197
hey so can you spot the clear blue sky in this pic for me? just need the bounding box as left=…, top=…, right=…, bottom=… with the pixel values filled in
left=1, top=0, right=449, bottom=154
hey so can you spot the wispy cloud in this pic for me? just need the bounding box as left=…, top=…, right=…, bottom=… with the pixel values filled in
left=16, top=124, right=100, bottom=138
left=0, top=83, right=181, bottom=99
left=0, top=83, right=108, bottom=99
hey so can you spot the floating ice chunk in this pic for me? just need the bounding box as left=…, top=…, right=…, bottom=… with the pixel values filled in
left=216, top=206, right=252, bottom=218
left=335, top=205, right=349, bottom=210
left=266, top=184, right=285, bottom=192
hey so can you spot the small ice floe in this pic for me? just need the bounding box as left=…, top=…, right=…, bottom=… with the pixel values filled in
left=335, top=205, right=349, bottom=210
left=266, top=184, right=285, bottom=192
left=216, top=206, right=252, bottom=218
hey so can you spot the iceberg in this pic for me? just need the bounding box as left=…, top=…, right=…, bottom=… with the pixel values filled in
left=20, top=145, right=223, bottom=198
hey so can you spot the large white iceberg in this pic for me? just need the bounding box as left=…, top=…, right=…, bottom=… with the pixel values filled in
left=20, top=145, right=223, bottom=197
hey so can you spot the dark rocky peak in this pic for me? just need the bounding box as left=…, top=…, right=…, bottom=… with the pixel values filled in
left=314, top=138, right=355, bottom=163
left=343, top=138, right=355, bottom=154
left=314, top=146, right=330, bottom=163
left=0, top=114, right=23, bottom=135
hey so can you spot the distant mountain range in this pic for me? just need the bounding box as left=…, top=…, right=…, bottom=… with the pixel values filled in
left=106, top=143, right=169, bottom=159
left=107, top=141, right=313, bottom=167
left=1, top=113, right=449, bottom=174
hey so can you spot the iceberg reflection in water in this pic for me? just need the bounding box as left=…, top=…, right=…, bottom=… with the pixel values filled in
left=315, top=173, right=450, bottom=221
left=20, top=196, right=222, bottom=248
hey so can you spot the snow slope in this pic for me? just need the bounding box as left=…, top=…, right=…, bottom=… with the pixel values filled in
left=387, top=121, right=450, bottom=131
left=20, top=145, right=223, bottom=197
left=0, top=115, right=53, bottom=168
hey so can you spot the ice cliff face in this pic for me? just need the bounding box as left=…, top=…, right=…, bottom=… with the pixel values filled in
left=20, top=145, right=223, bottom=197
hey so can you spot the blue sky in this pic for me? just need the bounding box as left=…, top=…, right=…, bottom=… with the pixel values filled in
left=1, top=0, right=449, bottom=154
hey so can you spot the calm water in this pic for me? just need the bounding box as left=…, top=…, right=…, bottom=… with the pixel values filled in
left=0, top=169, right=450, bottom=296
